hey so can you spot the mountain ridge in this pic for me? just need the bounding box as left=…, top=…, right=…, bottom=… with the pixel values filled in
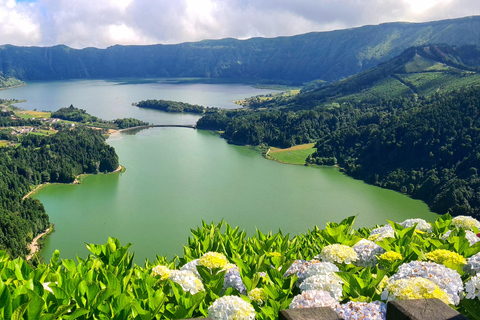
left=2, top=15, right=480, bottom=83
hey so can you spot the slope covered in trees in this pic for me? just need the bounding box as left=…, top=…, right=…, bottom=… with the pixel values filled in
left=0, top=116, right=119, bottom=258
left=1, top=16, right=480, bottom=83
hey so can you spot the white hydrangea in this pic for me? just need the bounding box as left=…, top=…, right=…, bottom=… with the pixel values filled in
left=388, top=261, right=463, bottom=305
left=318, top=244, right=358, bottom=264
left=222, top=265, right=247, bottom=295
left=283, top=259, right=311, bottom=277
left=352, top=239, right=386, bottom=267
left=289, top=290, right=339, bottom=309
left=299, top=274, right=344, bottom=301
left=296, top=261, right=339, bottom=283
left=464, top=253, right=480, bottom=275
left=208, top=295, right=255, bottom=320
left=441, top=230, right=480, bottom=246
left=180, top=259, right=201, bottom=278
left=168, top=270, right=205, bottom=295
left=336, top=301, right=387, bottom=320
left=452, top=216, right=480, bottom=231
left=369, top=224, right=395, bottom=242
left=399, top=218, right=432, bottom=233
left=465, top=274, right=480, bottom=299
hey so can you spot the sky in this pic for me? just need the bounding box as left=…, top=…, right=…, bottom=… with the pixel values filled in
left=2, top=0, right=480, bottom=49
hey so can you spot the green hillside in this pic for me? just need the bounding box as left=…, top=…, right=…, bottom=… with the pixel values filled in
left=296, top=44, right=480, bottom=105
left=2, top=16, right=480, bottom=83
left=0, top=73, right=24, bottom=89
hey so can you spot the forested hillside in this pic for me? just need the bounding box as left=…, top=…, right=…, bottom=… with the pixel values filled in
left=0, top=122, right=119, bottom=258
left=2, top=16, right=480, bottom=83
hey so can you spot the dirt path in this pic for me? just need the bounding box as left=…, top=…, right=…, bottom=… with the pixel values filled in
left=26, top=228, right=50, bottom=260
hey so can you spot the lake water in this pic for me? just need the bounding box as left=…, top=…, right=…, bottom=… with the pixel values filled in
left=0, top=79, right=438, bottom=262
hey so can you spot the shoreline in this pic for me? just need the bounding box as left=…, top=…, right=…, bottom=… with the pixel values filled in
left=26, top=227, right=51, bottom=260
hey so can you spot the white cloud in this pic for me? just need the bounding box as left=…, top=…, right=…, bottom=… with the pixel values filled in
left=0, top=0, right=478, bottom=48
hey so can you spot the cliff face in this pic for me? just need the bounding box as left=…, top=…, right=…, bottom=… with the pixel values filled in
left=2, top=16, right=480, bottom=83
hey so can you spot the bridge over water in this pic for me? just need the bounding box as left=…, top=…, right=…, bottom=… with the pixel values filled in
left=118, top=124, right=196, bottom=132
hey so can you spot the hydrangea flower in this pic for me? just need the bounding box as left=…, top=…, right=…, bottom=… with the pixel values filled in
left=464, top=253, right=480, bottom=275
left=296, top=261, right=339, bottom=283
left=289, top=290, right=339, bottom=309
left=378, top=251, right=403, bottom=266
left=151, top=265, right=171, bottom=280
left=284, top=260, right=315, bottom=277
left=318, top=244, right=358, bottom=264
left=399, top=218, right=432, bottom=233
left=199, top=251, right=228, bottom=270
left=208, top=295, right=255, bottom=320
left=352, top=239, right=385, bottom=267
left=452, top=216, right=480, bottom=231
left=425, top=249, right=466, bottom=268
left=222, top=265, right=247, bottom=295
left=441, top=230, right=480, bottom=246
left=248, top=288, right=268, bottom=305
left=180, top=259, right=201, bottom=278
left=168, top=270, right=205, bottom=295
left=369, top=224, right=395, bottom=242
left=382, top=277, right=452, bottom=305
left=299, top=274, right=344, bottom=301
left=336, top=301, right=387, bottom=320
left=465, top=274, right=480, bottom=299
left=388, top=261, right=463, bottom=305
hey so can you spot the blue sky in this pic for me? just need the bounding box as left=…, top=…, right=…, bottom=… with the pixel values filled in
left=1, top=0, right=480, bottom=48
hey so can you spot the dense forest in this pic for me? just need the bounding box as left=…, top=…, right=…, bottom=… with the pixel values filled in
left=197, top=87, right=480, bottom=217
left=51, top=105, right=148, bottom=129
left=135, top=99, right=217, bottom=114
left=0, top=115, right=119, bottom=258
left=1, top=16, right=480, bottom=83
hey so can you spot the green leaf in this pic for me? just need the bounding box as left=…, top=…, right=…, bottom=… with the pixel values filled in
left=11, top=302, right=29, bottom=320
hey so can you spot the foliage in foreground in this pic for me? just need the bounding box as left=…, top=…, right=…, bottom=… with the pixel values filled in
left=2, top=216, right=480, bottom=319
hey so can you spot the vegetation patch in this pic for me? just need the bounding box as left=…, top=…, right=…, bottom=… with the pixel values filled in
left=268, top=143, right=316, bottom=164
left=14, top=110, right=51, bottom=119
left=2, top=216, right=480, bottom=319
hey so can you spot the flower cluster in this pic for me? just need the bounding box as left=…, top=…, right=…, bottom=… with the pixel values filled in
left=441, top=230, right=480, bottom=246
left=283, top=259, right=308, bottom=277
left=464, top=253, right=480, bottom=275
left=222, top=265, right=247, bottom=295
left=336, top=301, right=387, bottom=320
left=353, top=239, right=385, bottom=267
left=425, top=249, right=466, bottom=268
left=248, top=288, right=268, bottom=305
left=451, top=216, right=480, bottom=231
left=368, top=224, right=394, bottom=242
left=377, top=251, right=402, bottom=267
left=387, top=261, right=463, bottom=305
left=317, top=244, right=358, bottom=264
left=399, top=218, right=432, bottom=232
left=465, top=275, right=480, bottom=299
left=289, top=290, right=339, bottom=309
left=296, top=261, right=339, bottom=283
left=199, top=251, right=228, bottom=270
left=208, top=295, right=255, bottom=320
left=180, top=259, right=201, bottom=278
left=151, top=265, right=171, bottom=280
left=299, top=274, right=344, bottom=301
left=169, top=270, right=205, bottom=295
left=382, top=277, right=452, bottom=305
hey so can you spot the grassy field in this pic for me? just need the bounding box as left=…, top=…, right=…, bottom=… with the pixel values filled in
left=0, top=140, right=8, bottom=148
left=268, top=143, right=316, bottom=164
left=29, top=129, right=57, bottom=136
left=15, top=110, right=51, bottom=119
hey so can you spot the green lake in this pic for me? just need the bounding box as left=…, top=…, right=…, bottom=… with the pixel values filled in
left=0, top=79, right=438, bottom=262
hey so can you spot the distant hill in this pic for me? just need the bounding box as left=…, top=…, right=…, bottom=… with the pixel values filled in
left=2, top=16, right=480, bottom=83
left=296, top=44, right=480, bottom=105
left=0, top=73, right=24, bottom=89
